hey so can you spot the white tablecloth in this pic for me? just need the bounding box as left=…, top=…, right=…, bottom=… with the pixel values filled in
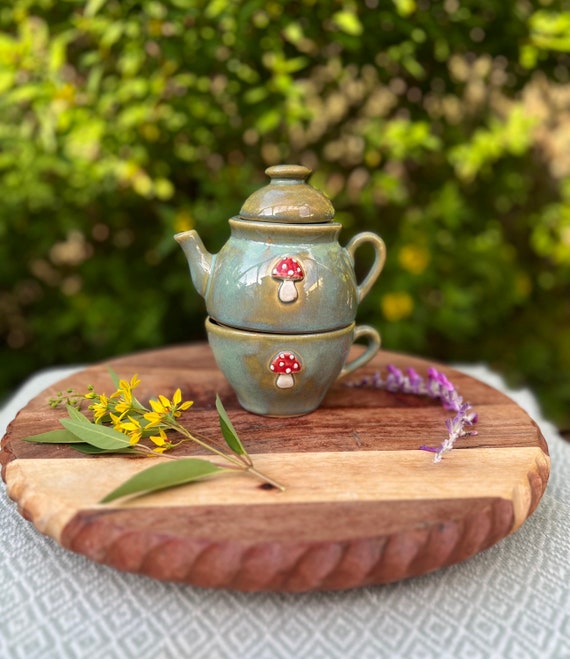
left=1, top=364, right=569, bottom=659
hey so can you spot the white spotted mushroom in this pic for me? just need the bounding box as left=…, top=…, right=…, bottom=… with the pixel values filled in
left=270, top=352, right=302, bottom=389
left=271, top=256, right=304, bottom=303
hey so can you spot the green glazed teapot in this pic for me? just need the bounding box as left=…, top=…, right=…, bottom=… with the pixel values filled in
left=175, top=164, right=386, bottom=334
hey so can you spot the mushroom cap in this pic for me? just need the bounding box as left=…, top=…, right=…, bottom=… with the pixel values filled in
left=272, top=257, right=304, bottom=281
left=270, top=352, right=302, bottom=374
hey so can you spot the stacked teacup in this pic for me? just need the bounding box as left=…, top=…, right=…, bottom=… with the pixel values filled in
left=175, top=165, right=386, bottom=416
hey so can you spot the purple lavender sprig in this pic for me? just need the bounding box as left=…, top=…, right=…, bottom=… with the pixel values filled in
left=347, top=365, right=478, bottom=462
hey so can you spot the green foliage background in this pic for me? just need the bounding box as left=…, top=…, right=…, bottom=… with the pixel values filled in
left=1, top=0, right=569, bottom=428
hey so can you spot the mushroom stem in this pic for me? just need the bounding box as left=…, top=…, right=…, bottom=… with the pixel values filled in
left=278, top=279, right=298, bottom=303
left=276, top=373, right=295, bottom=389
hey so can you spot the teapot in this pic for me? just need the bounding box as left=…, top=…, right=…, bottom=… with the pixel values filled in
left=175, top=164, right=386, bottom=334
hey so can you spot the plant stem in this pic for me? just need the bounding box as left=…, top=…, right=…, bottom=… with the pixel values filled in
left=168, top=422, right=245, bottom=467
left=166, top=422, right=285, bottom=491
left=246, top=466, right=286, bottom=491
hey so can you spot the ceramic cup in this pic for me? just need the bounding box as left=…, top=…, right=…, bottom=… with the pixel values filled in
left=206, top=317, right=381, bottom=417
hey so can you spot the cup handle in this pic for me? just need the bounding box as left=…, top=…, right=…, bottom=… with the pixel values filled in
left=345, top=232, right=387, bottom=303
left=337, top=325, right=381, bottom=380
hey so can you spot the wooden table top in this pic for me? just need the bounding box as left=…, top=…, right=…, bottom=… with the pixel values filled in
left=0, top=344, right=549, bottom=591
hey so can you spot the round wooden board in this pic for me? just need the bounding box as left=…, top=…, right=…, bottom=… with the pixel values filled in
left=1, top=344, right=549, bottom=592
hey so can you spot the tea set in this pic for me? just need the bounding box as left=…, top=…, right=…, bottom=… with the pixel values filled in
left=175, top=164, right=386, bottom=416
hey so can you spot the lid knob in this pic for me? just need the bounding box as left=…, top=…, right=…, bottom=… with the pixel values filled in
left=239, top=164, right=335, bottom=224
left=264, top=164, right=312, bottom=182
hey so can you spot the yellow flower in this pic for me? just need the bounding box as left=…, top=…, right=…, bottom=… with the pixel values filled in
left=114, top=398, right=132, bottom=417
left=117, top=416, right=143, bottom=445
left=90, top=393, right=110, bottom=423
left=171, top=388, right=193, bottom=417
left=398, top=244, right=430, bottom=275
left=111, top=374, right=141, bottom=398
left=143, top=397, right=169, bottom=428
left=381, top=292, right=414, bottom=322
left=150, top=428, right=170, bottom=454
left=110, top=374, right=141, bottom=418
left=158, top=395, right=171, bottom=410
left=144, top=389, right=193, bottom=425
left=109, top=412, right=124, bottom=431
left=143, top=411, right=164, bottom=429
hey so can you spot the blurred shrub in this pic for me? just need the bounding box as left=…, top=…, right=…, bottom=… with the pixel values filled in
left=1, top=0, right=569, bottom=427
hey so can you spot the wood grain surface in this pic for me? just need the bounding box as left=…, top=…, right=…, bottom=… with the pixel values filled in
left=0, top=344, right=550, bottom=592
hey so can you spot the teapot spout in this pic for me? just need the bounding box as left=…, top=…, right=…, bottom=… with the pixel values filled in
left=174, top=230, right=212, bottom=299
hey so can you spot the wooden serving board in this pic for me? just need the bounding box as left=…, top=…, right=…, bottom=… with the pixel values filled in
left=1, top=345, right=549, bottom=592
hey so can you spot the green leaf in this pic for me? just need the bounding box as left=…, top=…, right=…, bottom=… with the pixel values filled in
left=85, top=0, right=108, bottom=18
left=22, top=429, right=84, bottom=444
left=99, top=458, right=228, bottom=503
left=256, top=109, right=281, bottom=135
left=70, top=444, right=140, bottom=455
left=107, top=366, right=121, bottom=388
left=392, top=0, right=416, bottom=17
left=66, top=404, right=90, bottom=422
left=59, top=417, right=132, bottom=450
left=332, top=10, right=363, bottom=36
left=215, top=395, right=247, bottom=457
left=244, top=87, right=268, bottom=104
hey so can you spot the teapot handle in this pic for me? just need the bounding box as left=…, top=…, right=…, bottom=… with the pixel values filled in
left=345, top=232, right=387, bottom=302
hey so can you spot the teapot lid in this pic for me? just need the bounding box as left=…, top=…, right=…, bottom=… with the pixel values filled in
left=239, top=164, right=335, bottom=224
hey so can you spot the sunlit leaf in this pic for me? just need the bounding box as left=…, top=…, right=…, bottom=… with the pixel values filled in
left=392, top=0, right=416, bottom=17
left=256, top=109, right=281, bottom=134
left=99, top=458, right=228, bottom=503
left=85, top=0, right=107, bottom=18
left=332, top=10, right=363, bottom=36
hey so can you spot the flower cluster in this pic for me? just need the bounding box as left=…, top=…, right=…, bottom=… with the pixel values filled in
left=348, top=365, right=478, bottom=462
left=39, top=371, right=285, bottom=500
left=50, top=374, right=194, bottom=454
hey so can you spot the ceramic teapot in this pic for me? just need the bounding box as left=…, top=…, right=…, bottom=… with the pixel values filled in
left=175, top=164, right=386, bottom=334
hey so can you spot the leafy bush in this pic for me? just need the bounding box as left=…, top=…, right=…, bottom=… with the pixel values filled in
left=1, top=0, right=569, bottom=428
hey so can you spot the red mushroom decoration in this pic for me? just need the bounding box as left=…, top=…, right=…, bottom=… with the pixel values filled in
left=271, top=256, right=304, bottom=303
left=270, top=352, right=302, bottom=389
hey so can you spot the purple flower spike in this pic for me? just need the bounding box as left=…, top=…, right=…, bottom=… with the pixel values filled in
left=439, top=374, right=454, bottom=391
left=419, top=444, right=440, bottom=453
left=345, top=363, right=479, bottom=462
left=406, top=367, right=423, bottom=394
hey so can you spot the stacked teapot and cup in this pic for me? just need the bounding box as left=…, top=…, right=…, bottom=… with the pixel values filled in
left=175, top=165, right=386, bottom=417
